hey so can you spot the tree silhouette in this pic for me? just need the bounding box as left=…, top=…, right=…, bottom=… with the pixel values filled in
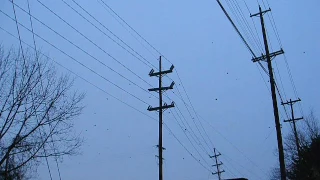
left=270, top=111, right=320, bottom=180
left=0, top=47, right=84, bottom=179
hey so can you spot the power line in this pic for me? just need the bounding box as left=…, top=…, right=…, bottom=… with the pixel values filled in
left=27, top=0, right=38, bottom=58
left=4, top=2, right=157, bottom=101
left=99, top=0, right=161, bottom=59
left=169, top=99, right=246, bottom=178
left=225, top=0, right=263, bottom=54
left=2, top=5, right=217, bottom=177
left=33, top=0, right=153, bottom=88
left=170, top=102, right=211, bottom=156
left=169, top=108, right=211, bottom=163
left=218, top=0, right=291, bottom=121
left=0, top=25, right=156, bottom=122
left=10, top=0, right=25, bottom=61
left=259, top=0, right=303, bottom=116
left=61, top=0, right=156, bottom=70
left=0, top=10, right=151, bottom=106
left=0, top=25, right=214, bottom=177
left=162, top=122, right=214, bottom=174
left=242, top=0, right=264, bottom=52
left=98, top=1, right=220, bottom=159
left=25, top=1, right=55, bottom=179
left=10, top=0, right=55, bottom=179
left=172, top=79, right=214, bottom=155
left=231, top=0, right=265, bottom=52
left=98, top=3, right=263, bottom=178
left=198, top=113, right=269, bottom=177
left=216, top=0, right=256, bottom=58
left=97, top=2, right=265, bottom=177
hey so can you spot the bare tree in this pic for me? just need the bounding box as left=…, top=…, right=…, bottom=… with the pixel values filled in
left=0, top=47, right=84, bottom=178
left=270, top=111, right=320, bottom=180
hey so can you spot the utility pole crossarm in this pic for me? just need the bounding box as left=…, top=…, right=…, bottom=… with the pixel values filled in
left=212, top=170, right=225, bottom=175
left=284, top=117, right=303, bottom=122
left=212, top=162, right=223, bottom=167
left=281, top=98, right=301, bottom=105
left=149, top=65, right=174, bottom=77
left=147, top=102, right=175, bottom=111
left=252, top=49, right=284, bottom=62
left=250, top=8, right=271, bottom=17
left=148, top=82, right=175, bottom=92
left=209, top=153, right=221, bottom=158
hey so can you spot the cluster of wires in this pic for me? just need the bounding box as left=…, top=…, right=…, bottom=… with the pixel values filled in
left=1, top=0, right=303, bottom=179
left=218, top=0, right=303, bottom=118
left=216, top=0, right=305, bottom=177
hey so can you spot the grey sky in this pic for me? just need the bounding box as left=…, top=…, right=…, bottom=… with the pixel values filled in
left=1, top=0, right=319, bottom=179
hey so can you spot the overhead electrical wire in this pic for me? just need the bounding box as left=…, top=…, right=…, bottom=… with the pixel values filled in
left=212, top=5, right=284, bottom=175
left=216, top=0, right=257, bottom=58
left=27, top=0, right=38, bottom=58
left=172, top=83, right=214, bottom=155
left=25, top=0, right=55, bottom=179
left=169, top=109, right=212, bottom=168
left=163, top=122, right=214, bottom=173
left=96, top=0, right=302, bottom=178
left=31, top=0, right=153, bottom=88
left=99, top=0, right=160, bottom=60
left=60, top=0, right=156, bottom=70
left=197, top=112, right=269, bottom=177
left=217, top=1, right=302, bottom=177
left=231, top=0, right=264, bottom=52
left=168, top=97, right=245, bottom=176
left=38, top=0, right=219, bottom=173
left=220, top=156, right=244, bottom=178
left=97, top=2, right=216, bottom=156
left=0, top=25, right=157, bottom=124
left=219, top=0, right=292, bottom=121
left=225, top=0, right=262, bottom=53
left=165, top=91, right=217, bottom=169
left=0, top=10, right=151, bottom=106
left=239, top=1, right=293, bottom=122
left=169, top=102, right=212, bottom=156
left=242, top=0, right=264, bottom=51
left=97, top=0, right=219, bottom=165
left=4, top=2, right=158, bottom=101
left=98, top=0, right=258, bottom=175
left=260, top=0, right=303, bottom=116
left=222, top=153, right=263, bottom=179
left=262, top=20, right=290, bottom=109
left=10, top=0, right=25, bottom=61
left=0, top=16, right=216, bottom=178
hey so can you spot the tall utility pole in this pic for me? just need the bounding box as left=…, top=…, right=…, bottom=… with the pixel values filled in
left=282, top=98, right=303, bottom=157
left=251, top=6, right=286, bottom=180
left=148, top=56, right=175, bottom=180
left=210, top=148, right=224, bottom=180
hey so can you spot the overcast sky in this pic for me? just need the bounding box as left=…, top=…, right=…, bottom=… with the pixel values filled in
left=1, top=0, right=319, bottom=179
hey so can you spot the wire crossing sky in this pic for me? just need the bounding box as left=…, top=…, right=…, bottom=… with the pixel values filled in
left=0, top=0, right=319, bottom=179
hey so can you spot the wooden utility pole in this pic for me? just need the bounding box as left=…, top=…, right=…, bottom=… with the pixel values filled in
left=282, top=98, right=303, bottom=157
left=148, top=56, right=174, bottom=180
left=251, top=6, right=286, bottom=180
left=210, top=148, right=224, bottom=180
